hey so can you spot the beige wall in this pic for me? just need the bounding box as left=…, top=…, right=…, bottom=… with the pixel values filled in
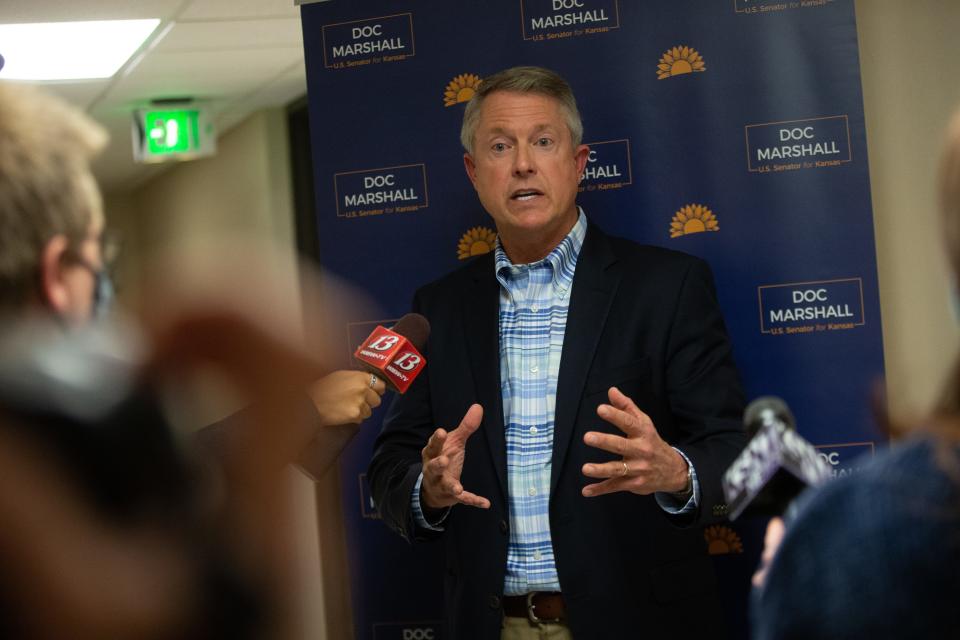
left=105, top=109, right=305, bottom=428
left=103, top=107, right=330, bottom=639
left=857, top=0, right=960, bottom=419
left=133, top=110, right=294, bottom=249
left=105, top=109, right=297, bottom=297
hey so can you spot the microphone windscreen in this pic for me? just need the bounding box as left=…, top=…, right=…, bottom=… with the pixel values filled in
left=392, top=313, right=430, bottom=351
left=744, top=396, right=795, bottom=437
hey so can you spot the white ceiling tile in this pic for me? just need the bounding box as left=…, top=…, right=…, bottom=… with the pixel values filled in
left=180, top=0, right=299, bottom=21
left=9, top=79, right=109, bottom=110
left=0, top=0, right=181, bottom=23
left=155, top=18, right=302, bottom=52
left=103, top=48, right=304, bottom=105
left=222, top=61, right=306, bottom=113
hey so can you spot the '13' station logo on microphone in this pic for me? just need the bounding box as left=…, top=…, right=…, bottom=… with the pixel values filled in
left=353, top=322, right=427, bottom=393
left=746, top=115, right=852, bottom=173
left=521, top=0, right=620, bottom=41
left=347, top=319, right=395, bottom=362
left=734, top=0, right=835, bottom=14
left=758, top=278, right=865, bottom=335
left=813, top=442, right=874, bottom=479
left=365, top=334, right=423, bottom=376
left=334, top=164, right=429, bottom=219
left=322, top=13, right=415, bottom=69
left=578, top=139, right=632, bottom=192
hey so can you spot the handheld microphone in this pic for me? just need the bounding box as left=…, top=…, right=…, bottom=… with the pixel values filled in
left=296, top=314, right=430, bottom=479
left=721, top=397, right=830, bottom=520
left=353, top=313, right=429, bottom=393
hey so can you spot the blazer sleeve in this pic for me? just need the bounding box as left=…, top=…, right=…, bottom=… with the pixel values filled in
left=366, top=289, right=443, bottom=543
left=663, top=257, right=747, bottom=526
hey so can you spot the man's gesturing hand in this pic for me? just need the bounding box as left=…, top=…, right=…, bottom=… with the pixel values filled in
left=420, top=404, right=490, bottom=510
left=581, top=387, right=690, bottom=497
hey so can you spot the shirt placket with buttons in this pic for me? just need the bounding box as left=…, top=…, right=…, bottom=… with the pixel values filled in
left=500, top=258, right=564, bottom=595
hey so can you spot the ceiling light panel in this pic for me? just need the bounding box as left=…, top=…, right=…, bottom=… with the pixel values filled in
left=0, top=19, right=161, bottom=81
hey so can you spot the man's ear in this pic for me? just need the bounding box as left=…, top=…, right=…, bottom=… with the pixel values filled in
left=463, top=153, right=479, bottom=190
left=574, top=144, right=590, bottom=178
left=39, top=235, right=72, bottom=313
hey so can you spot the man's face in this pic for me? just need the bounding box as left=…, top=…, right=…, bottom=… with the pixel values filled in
left=463, top=91, right=589, bottom=262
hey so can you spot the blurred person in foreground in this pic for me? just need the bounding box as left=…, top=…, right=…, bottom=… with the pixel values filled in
left=750, top=108, right=960, bottom=639
left=0, top=80, right=379, bottom=637
left=0, top=78, right=385, bottom=465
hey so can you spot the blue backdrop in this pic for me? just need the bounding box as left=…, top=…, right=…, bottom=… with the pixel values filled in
left=301, top=1, right=884, bottom=637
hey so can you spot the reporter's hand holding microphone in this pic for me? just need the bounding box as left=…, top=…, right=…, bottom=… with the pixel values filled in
left=308, top=369, right=386, bottom=426
left=298, top=314, right=429, bottom=479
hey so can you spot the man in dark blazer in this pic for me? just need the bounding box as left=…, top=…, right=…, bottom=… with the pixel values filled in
left=368, top=66, right=746, bottom=639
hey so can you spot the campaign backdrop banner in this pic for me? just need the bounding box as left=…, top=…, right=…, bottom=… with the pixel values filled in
left=300, top=1, right=883, bottom=637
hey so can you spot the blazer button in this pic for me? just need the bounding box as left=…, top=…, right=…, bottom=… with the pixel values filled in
left=499, top=519, right=508, bottom=534
left=488, top=595, right=501, bottom=610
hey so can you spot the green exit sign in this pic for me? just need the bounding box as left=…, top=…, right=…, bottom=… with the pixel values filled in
left=133, top=106, right=216, bottom=163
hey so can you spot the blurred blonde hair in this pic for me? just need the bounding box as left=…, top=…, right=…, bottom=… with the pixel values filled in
left=0, top=82, right=108, bottom=310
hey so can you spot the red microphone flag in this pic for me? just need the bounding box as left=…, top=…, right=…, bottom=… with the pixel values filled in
left=354, top=325, right=425, bottom=393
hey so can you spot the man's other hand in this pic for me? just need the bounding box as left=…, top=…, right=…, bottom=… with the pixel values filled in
left=420, top=404, right=490, bottom=510
left=581, top=387, right=690, bottom=497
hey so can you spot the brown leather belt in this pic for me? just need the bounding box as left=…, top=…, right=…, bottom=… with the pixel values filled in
left=502, top=592, right=566, bottom=624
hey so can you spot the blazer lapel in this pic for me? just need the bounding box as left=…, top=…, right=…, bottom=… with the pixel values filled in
left=461, top=254, right=508, bottom=502
left=551, top=224, right=620, bottom=495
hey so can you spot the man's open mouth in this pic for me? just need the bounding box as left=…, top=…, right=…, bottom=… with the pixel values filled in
left=511, top=189, right=543, bottom=201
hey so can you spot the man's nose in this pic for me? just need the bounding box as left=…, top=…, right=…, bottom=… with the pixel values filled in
left=512, top=144, right=536, bottom=176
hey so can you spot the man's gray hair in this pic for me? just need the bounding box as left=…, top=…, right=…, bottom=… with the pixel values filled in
left=0, top=82, right=107, bottom=311
left=460, top=66, right=584, bottom=154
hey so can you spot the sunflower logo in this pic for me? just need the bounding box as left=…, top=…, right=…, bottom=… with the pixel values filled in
left=670, top=204, right=719, bottom=238
left=457, top=226, right=497, bottom=260
left=704, top=525, right=744, bottom=555
left=657, top=46, right=706, bottom=80
left=444, top=73, right=482, bottom=107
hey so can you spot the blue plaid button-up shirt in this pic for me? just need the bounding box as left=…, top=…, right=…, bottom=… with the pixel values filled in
left=494, top=210, right=586, bottom=594
left=412, top=209, right=699, bottom=595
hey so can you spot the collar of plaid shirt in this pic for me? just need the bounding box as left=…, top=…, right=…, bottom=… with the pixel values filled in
left=494, top=209, right=587, bottom=289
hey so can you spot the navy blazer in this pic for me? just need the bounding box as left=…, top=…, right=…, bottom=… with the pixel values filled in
left=369, top=222, right=746, bottom=639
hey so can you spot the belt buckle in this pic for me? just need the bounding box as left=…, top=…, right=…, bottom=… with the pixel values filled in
left=526, top=592, right=561, bottom=625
